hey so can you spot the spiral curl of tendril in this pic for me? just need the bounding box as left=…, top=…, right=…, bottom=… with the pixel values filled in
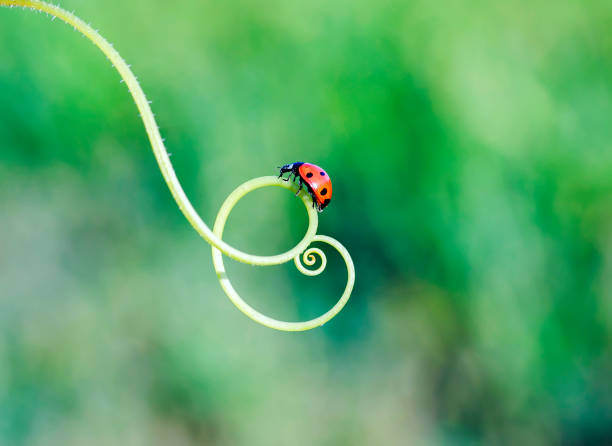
left=1, top=0, right=355, bottom=331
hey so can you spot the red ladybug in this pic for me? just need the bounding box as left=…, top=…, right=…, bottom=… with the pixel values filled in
left=278, top=162, right=332, bottom=211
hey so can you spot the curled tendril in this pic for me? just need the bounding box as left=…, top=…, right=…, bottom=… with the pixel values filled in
left=1, top=0, right=355, bottom=331
left=212, top=177, right=354, bottom=331
left=295, top=246, right=327, bottom=277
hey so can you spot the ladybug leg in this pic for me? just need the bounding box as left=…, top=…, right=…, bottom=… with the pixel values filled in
left=295, top=177, right=304, bottom=196
left=308, top=191, right=321, bottom=211
left=278, top=165, right=293, bottom=181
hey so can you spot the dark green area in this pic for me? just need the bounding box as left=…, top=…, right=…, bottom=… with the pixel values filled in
left=1, top=0, right=611, bottom=444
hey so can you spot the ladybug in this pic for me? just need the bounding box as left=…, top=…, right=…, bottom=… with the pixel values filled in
left=278, top=162, right=332, bottom=212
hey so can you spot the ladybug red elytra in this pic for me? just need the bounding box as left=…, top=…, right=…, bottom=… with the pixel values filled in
left=278, top=162, right=332, bottom=212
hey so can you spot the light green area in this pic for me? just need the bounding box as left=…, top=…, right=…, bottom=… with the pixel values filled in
left=0, top=0, right=611, bottom=444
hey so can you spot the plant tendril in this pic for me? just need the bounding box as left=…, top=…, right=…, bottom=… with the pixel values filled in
left=1, top=0, right=355, bottom=331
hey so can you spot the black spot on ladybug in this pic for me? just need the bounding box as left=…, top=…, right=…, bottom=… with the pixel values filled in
left=306, top=172, right=313, bottom=178
left=320, top=188, right=328, bottom=196
left=324, top=198, right=331, bottom=205
left=320, top=171, right=326, bottom=176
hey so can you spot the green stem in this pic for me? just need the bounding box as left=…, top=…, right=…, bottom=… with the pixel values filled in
left=1, top=0, right=354, bottom=331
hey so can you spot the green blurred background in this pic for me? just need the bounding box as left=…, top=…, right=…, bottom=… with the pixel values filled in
left=1, top=0, right=611, bottom=444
